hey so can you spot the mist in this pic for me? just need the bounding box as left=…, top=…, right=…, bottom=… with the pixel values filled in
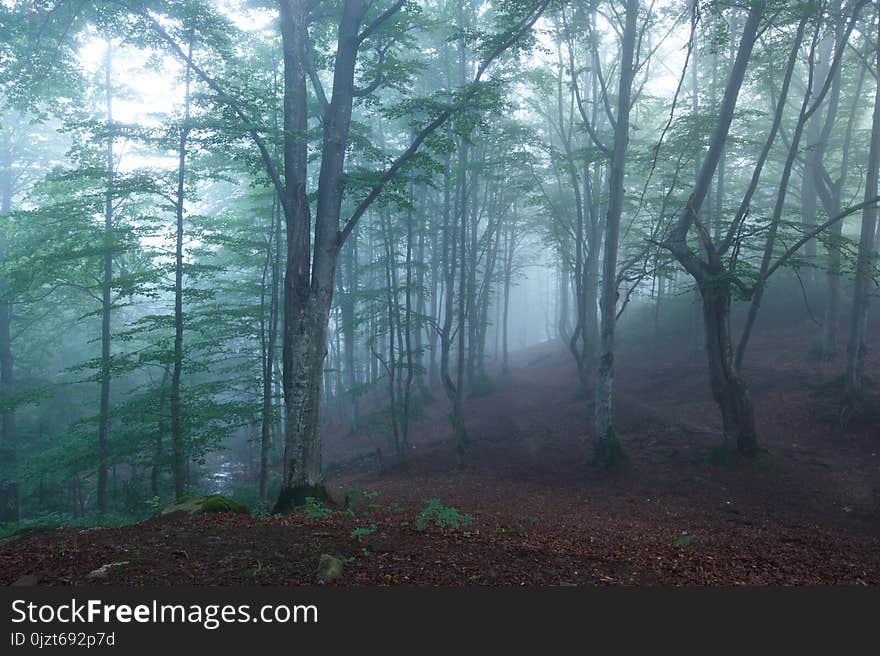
left=1, top=0, right=879, bottom=589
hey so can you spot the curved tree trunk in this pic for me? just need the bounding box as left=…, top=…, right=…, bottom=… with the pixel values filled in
left=703, top=290, right=757, bottom=454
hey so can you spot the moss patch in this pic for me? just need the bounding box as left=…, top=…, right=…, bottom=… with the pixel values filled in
left=161, top=494, right=249, bottom=517
left=594, top=427, right=628, bottom=470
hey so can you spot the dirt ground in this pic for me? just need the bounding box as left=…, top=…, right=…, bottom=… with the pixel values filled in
left=2, top=313, right=879, bottom=586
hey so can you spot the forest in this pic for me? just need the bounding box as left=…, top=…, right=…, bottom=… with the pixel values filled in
left=0, top=0, right=879, bottom=587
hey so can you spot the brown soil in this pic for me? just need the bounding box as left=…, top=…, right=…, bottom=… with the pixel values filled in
left=3, top=320, right=879, bottom=586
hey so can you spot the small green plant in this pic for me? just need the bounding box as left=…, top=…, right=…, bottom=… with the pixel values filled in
left=414, top=499, right=473, bottom=531
left=343, top=486, right=383, bottom=514
left=303, top=497, right=332, bottom=520
left=144, top=496, right=161, bottom=514
left=350, top=523, right=378, bottom=539
left=250, top=502, right=272, bottom=518
left=497, top=515, right=538, bottom=538
left=670, top=534, right=697, bottom=548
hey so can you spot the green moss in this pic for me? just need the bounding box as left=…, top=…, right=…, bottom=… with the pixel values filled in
left=317, top=554, right=343, bottom=582
left=161, top=494, right=249, bottom=517
left=200, top=494, right=249, bottom=515
left=594, top=427, right=628, bottom=470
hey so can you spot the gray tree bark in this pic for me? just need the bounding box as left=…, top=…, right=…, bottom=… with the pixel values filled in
left=844, top=8, right=880, bottom=400
left=594, top=0, right=638, bottom=462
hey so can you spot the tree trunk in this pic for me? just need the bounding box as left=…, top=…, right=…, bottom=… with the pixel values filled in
left=593, top=0, right=638, bottom=462
left=844, top=9, right=880, bottom=399
left=823, top=11, right=862, bottom=359
left=664, top=2, right=763, bottom=455
left=152, top=367, right=170, bottom=500
left=276, top=294, right=332, bottom=510
left=341, top=232, right=359, bottom=432
left=260, top=198, right=282, bottom=502
left=171, top=41, right=192, bottom=501
left=501, top=211, right=514, bottom=375
left=703, top=290, right=757, bottom=454
left=0, top=142, right=16, bottom=523
left=97, top=40, right=114, bottom=514
left=0, top=297, right=15, bottom=523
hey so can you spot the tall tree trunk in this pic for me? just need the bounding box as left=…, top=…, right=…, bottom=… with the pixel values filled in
left=379, top=208, right=402, bottom=458
left=501, top=209, right=515, bottom=374
left=402, top=192, right=416, bottom=452
left=0, top=296, right=13, bottom=522
left=171, top=42, right=192, bottom=501
left=0, top=139, right=16, bottom=523
left=341, top=231, right=359, bottom=432
left=97, top=40, right=115, bottom=514
left=277, top=0, right=361, bottom=510
left=455, top=138, right=469, bottom=466
left=664, top=3, right=763, bottom=456
left=414, top=204, right=429, bottom=396
left=428, top=222, right=441, bottom=388
left=260, top=198, right=282, bottom=502
left=440, top=149, right=467, bottom=459
left=593, top=0, right=638, bottom=462
left=822, top=7, right=861, bottom=358
left=152, top=368, right=170, bottom=501
left=276, top=0, right=324, bottom=511
left=844, top=9, right=880, bottom=399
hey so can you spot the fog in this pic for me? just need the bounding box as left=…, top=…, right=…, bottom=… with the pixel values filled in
left=1, top=0, right=879, bottom=588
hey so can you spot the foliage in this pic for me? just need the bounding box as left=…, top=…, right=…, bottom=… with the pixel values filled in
left=302, top=497, right=333, bottom=521
left=350, top=523, right=378, bottom=539
left=414, top=499, right=473, bottom=531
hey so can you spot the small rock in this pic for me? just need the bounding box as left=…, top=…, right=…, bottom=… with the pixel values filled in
left=11, top=575, right=40, bottom=587
left=317, top=554, right=343, bottom=583
left=86, top=560, right=130, bottom=580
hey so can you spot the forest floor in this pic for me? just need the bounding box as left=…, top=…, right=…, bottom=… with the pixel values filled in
left=3, top=313, right=880, bottom=586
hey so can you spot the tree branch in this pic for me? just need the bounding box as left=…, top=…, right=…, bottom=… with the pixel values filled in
left=337, top=0, right=551, bottom=247
left=122, top=2, right=288, bottom=214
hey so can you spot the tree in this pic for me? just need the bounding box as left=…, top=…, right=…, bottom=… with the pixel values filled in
left=133, top=0, right=551, bottom=509
left=593, top=0, right=639, bottom=463
left=844, top=4, right=880, bottom=402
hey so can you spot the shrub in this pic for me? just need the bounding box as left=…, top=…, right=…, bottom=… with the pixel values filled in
left=414, top=499, right=473, bottom=531
left=302, top=496, right=332, bottom=520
